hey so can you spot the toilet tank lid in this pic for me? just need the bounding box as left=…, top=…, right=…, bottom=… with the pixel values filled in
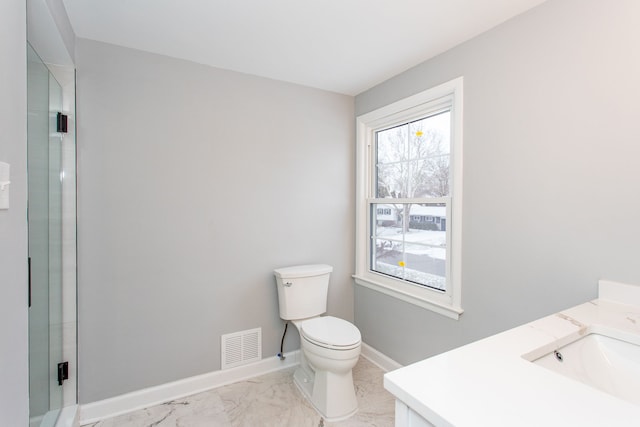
left=274, top=264, right=333, bottom=279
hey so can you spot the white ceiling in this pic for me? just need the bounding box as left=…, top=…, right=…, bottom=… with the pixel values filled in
left=61, top=0, right=548, bottom=95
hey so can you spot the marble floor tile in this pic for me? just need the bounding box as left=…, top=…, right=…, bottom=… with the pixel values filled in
left=84, top=357, right=395, bottom=427
left=84, top=390, right=231, bottom=427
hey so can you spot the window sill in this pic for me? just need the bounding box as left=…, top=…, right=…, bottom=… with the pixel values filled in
left=353, top=274, right=463, bottom=320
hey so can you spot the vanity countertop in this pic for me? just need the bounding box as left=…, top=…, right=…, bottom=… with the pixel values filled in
left=384, top=281, right=640, bottom=426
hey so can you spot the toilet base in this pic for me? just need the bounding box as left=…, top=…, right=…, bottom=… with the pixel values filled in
left=293, top=364, right=358, bottom=422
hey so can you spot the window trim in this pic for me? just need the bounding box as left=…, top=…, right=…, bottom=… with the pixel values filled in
left=354, top=77, right=464, bottom=320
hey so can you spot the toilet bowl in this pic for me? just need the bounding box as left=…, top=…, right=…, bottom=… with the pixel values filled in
left=274, top=264, right=362, bottom=421
left=292, top=316, right=361, bottom=421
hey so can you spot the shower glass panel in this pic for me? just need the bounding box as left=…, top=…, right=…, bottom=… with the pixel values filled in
left=27, top=42, right=64, bottom=427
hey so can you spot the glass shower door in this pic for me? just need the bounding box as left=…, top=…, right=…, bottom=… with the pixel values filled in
left=27, top=43, right=64, bottom=427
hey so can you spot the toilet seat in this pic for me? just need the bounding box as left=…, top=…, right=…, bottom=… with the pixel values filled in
left=300, top=316, right=361, bottom=350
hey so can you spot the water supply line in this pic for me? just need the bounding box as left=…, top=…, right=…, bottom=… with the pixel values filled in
left=278, top=321, right=288, bottom=360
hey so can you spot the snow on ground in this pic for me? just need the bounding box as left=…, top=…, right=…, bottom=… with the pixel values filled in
left=375, top=227, right=446, bottom=260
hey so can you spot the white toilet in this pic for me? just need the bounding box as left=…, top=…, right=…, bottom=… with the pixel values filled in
left=274, top=264, right=361, bottom=421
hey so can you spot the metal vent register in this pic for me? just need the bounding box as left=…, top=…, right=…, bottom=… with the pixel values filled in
left=221, top=328, right=262, bottom=369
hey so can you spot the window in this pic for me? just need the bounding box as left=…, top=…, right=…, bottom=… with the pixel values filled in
left=355, top=78, right=463, bottom=319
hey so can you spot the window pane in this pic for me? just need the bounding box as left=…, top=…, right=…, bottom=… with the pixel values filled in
left=408, top=111, right=451, bottom=158
left=376, top=124, right=408, bottom=165
left=376, top=162, right=409, bottom=198
left=371, top=203, right=446, bottom=291
left=410, top=157, right=450, bottom=198
left=376, top=124, right=408, bottom=198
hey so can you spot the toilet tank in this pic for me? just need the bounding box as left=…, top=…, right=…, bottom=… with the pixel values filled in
left=274, top=264, right=333, bottom=320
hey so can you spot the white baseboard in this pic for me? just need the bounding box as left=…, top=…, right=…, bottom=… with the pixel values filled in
left=361, top=342, right=403, bottom=372
left=79, top=350, right=300, bottom=425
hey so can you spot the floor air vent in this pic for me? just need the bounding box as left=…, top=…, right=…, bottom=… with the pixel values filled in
left=221, top=327, right=262, bottom=370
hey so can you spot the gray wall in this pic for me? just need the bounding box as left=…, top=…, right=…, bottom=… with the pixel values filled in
left=0, top=1, right=29, bottom=425
left=76, top=39, right=354, bottom=403
left=355, top=0, right=640, bottom=365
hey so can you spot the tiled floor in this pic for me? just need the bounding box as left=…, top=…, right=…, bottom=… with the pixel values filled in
left=84, top=357, right=395, bottom=427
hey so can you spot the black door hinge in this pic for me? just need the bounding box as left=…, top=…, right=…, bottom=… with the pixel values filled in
left=56, top=112, right=68, bottom=133
left=57, top=361, right=69, bottom=386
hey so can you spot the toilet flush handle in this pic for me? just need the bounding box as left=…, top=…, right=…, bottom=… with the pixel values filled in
left=284, top=281, right=293, bottom=287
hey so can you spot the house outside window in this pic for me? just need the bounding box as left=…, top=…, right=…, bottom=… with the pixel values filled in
left=355, top=78, right=463, bottom=319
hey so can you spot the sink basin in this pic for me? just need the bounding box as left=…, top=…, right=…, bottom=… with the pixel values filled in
left=529, top=331, right=640, bottom=405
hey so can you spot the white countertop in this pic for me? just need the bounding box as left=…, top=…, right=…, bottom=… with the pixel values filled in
left=384, top=281, right=640, bottom=426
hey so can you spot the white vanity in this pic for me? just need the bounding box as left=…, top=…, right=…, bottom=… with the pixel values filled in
left=384, top=280, right=640, bottom=426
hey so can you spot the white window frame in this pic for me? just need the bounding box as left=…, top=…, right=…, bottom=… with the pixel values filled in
left=354, top=77, right=464, bottom=320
